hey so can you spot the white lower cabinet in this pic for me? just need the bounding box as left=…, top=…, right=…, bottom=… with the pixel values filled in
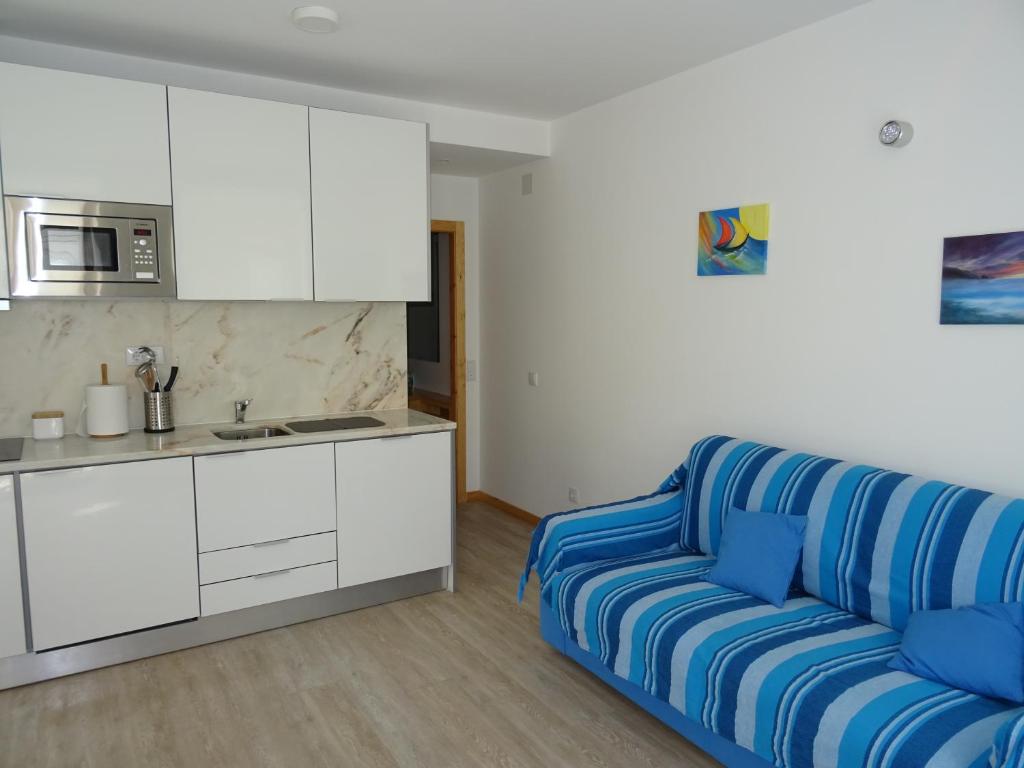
left=194, top=443, right=337, bottom=615
left=0, top=476, right=26, bottom=658
left=194, top=443, right=337, bottom=552
left=20, top=458, right=199, bottom=651
left=10, top=430, right=452, bottom=655
left=335, top=432, right=452, bottom=588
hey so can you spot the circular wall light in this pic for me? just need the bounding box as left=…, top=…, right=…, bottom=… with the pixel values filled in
left=879, top=120, right=913, bottom=147
left=291, top=6, right=340, bottom=33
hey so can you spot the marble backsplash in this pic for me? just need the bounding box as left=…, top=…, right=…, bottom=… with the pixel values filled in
left=0, top=300, right=408, bottom=437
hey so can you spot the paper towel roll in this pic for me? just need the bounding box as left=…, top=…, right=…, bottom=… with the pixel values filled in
left=85, top=384, right=129, bottom=437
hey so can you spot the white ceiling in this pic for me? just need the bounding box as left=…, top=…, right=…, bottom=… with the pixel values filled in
left=430, top=143, right=542, bottom=178
left=0, top=0, right=868, bottom=120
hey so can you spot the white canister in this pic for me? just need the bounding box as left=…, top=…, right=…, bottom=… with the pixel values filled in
left=83, top=384, right=129, bottom=438
left=32, top=411, right=65, bottom=440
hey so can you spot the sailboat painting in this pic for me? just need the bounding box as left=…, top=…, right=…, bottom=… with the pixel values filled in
left=941, top=229, right=1024, bottom=325
left=697, top=203, right=770, bottom=276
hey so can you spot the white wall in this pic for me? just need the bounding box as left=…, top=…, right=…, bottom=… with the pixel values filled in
left=479, top=0, right=1024, bottom=516
left=430, top=175, right=481, bottom=491
left=0, top=35, right=549, bottom=158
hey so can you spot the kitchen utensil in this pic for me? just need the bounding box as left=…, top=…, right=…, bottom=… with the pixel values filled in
left=135, top=361, right=157, bottom=394
left=32, top=411, right=65, bottom=440
left=134, top=364, right=148, bottom=393
left=143, top=391, right=174, bottom=433
left=164, top=366, right=179, bottom=392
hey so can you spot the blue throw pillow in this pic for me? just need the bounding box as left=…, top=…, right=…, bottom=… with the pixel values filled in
left=703, top=508, right=807, bottom=608
left=888, top=602, right=1024, bottom=703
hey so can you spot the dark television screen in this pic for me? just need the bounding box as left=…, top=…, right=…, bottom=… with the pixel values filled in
left=407, top=233, right=440, bottom=362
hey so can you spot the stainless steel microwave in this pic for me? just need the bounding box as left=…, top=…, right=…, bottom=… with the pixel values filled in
left=4, top=196, right=176, bottom=298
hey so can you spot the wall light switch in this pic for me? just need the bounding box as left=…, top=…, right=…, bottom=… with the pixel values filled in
left=528, top=371, right=540, bottom=387
left=126, top=345, right=166, bottom=365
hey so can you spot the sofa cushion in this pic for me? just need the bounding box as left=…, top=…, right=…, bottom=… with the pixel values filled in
left=705, top=508, right=807, bottom=608
left=888, top=602, right=1024, bottom=703
left=681, top=436, right=1024, bottom=632
left=546, top=550, right=1022, bottom=768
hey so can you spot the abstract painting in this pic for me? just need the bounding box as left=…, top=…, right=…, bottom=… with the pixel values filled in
left=698, top=203, right=769, bottom=276
left=941, top=229, right=1024, bottom=324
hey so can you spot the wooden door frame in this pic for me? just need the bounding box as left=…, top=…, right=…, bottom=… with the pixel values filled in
left=432, top=220, right=467, bottom=503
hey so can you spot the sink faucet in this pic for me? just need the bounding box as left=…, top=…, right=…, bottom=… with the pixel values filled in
left=234, top=399, right=252, bottom=424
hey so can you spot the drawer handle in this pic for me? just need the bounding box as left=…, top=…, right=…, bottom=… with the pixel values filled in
left=253, top=568, right=293, bottom=579
left=251, top=538, right=291, bottom=548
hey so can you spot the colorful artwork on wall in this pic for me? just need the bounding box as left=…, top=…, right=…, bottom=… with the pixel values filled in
left=697, top=203, right=770, bottom=276
left=940, top=229, right=1024, bottom=325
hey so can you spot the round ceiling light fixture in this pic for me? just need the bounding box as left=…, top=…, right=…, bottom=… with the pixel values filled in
left=879, top=119, right=913, bottom=147
left=291, top=5, right=340, bottom=33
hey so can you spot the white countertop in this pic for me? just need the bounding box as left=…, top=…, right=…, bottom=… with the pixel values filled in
left=1, top=409, right=454, bottom=474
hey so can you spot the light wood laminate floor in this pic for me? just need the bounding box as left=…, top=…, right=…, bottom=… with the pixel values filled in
left=0, top=502, right=719, bottom=768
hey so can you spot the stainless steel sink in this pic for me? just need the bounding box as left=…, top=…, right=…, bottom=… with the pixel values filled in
left=212, top=426, right=291, bottom=441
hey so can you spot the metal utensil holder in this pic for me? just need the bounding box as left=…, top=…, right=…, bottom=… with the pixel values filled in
left=143, top=391, right=175, bottom=433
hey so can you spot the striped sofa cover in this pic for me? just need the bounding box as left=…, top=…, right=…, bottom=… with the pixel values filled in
left=520, top=436, right=1024, bottom=768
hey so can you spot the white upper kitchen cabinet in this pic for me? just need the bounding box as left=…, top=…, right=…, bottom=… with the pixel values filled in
left=335, top=432, right=452, bottom=588
left=309, top=108, right=429, bottom=302
left=0, top=63, right=171, bottom=204
left=0, top=476, right=26, bottom=658
left=21, top=458, right=199, bottom=651
left=169, top=88, right=313, bottom=301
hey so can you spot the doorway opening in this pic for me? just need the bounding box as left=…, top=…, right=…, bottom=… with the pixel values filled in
left=407, top=220, right=466, bottom=503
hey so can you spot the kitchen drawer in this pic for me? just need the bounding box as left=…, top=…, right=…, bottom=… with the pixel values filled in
left=200, top=561, right=337, bottom=616
left=194, top=443, right=336, bottom=552
left=199, top=532, right=336, bottom=585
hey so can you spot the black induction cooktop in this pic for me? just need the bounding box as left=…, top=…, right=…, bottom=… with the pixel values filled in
left=285, top=416, right=385, bottom=434
left=0, top=437, right=24, bottom=463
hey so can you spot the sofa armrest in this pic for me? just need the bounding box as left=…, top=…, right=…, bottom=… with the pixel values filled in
left=990, top=710, right=1024, bottom=768
left=518, top=488, right=686, bottom=601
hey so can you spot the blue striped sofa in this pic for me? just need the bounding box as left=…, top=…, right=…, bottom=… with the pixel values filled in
left=520, top=436, right=1024, bottom=768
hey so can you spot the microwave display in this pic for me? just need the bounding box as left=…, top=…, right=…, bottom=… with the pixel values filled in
left=41, top=225, right=119, bottom=272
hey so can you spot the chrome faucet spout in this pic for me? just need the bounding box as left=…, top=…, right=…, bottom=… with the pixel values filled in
left=234, top=399, right=252, bottom=424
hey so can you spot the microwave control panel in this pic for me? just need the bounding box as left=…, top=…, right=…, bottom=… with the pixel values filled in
left=129, top=219, right=159, bottom=281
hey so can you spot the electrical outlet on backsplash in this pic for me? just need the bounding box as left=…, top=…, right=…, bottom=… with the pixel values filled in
left=125, top=345, right=167, bottom=365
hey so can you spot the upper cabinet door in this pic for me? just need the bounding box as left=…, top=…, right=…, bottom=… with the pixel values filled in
left=310, top=109, right=429, bottom=302
left=169, top=88, right=313, bottom=301
left=0, top=63, right=171, bottom=204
